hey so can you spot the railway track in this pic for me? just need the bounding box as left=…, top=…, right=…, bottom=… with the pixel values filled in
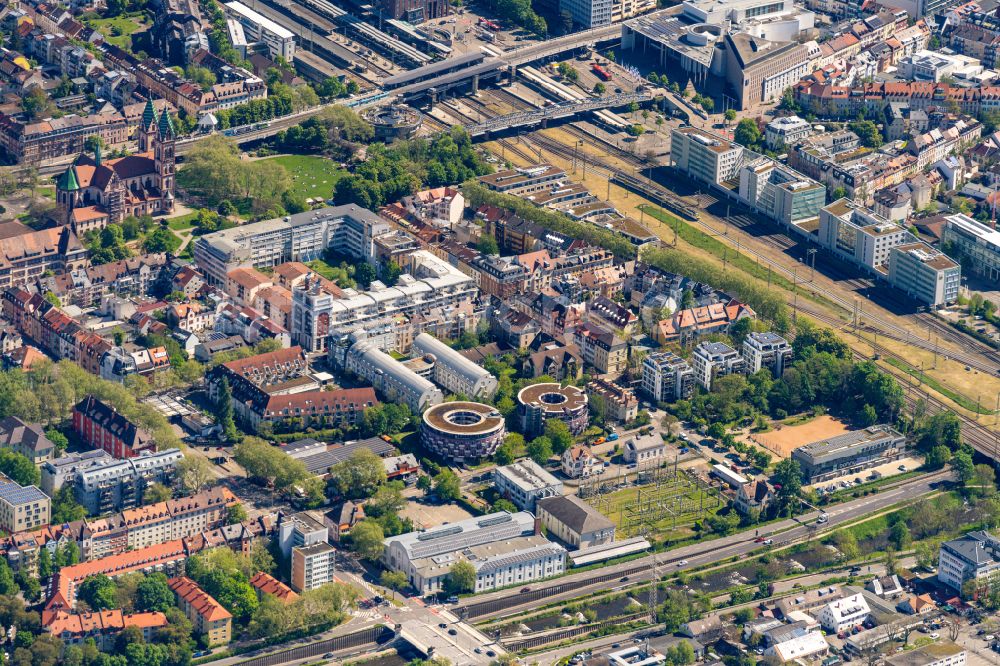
left=441, top=99, right=538, bottom=164
left=797, top=302, right=999, bottom=456
left=913, top=311, right=1000, bottom=359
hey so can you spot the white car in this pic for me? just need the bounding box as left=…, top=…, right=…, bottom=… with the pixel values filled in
left=676, top=560, right=688, bottom=567
left=929, top=633, right=940, bottom=640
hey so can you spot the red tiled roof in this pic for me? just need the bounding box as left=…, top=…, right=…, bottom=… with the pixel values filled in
left=168, top=577, right=232, bottom=622
left=48, top=539, right=189, bottom=609
left=263, top=388, right=378, bottom=418
left=249, top=572, right=299, bottom=603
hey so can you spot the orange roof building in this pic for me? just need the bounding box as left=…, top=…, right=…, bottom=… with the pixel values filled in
left=653, top=300, right=755, bottom=345
left=249, top=571, right=299, bottom=604
left=42, top=609, right=167, bottom=648
left=169, top=576, right=232, bottom=646
left=47, top=539, right=190, bottom=610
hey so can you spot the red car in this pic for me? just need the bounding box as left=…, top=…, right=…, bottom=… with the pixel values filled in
left=754, top=537, right=765, bottom=543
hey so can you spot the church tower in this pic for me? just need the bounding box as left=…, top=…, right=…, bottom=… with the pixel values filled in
left=57, top=164, right=80, bottom=225
left=138, top=99, right=158, bottom=154
left=154, top=106, right=176, bottom=212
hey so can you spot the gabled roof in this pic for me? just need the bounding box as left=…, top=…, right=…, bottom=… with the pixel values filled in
left=536, top=494, right=614, bottom=534
left=168, top=576, right=232, bottom=622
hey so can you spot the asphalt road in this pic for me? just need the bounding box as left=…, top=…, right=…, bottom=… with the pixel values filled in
left=457, top=470, right=951, bottom=618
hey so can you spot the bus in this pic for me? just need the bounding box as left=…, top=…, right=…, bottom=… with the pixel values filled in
left=592, top=63, right=612, bottom=81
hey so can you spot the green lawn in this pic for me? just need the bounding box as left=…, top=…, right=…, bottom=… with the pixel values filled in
left=85, top=14, right=148, bottom=48
left=261, top=155, right=346, bottom=202
left=167, top=211, right=199, bottom=230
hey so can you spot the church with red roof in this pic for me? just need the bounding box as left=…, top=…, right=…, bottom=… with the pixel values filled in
left=56, top=99, right=176, bottom=234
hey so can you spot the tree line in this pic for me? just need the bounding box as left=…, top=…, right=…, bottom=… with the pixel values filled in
left=334, top=129, right=491, bottom=210
left=462, top=181, right=638, bottom=260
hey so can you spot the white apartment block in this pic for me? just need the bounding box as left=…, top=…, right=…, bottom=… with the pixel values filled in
left=742, top=332, right=792, bottom=377
left=291, top=542, right=336, bottom=592
left=692, top=341, right=745, bottom=391
left=817, top=593, right=871, bottom=633
left=819, top=198, right=909, bottom=271
left=344, top=339, right=443, bottom=413
left=939, top=531, right=1000, bottom=593
left=194, top=205, right=390, bottom=287
left=671, top=127, right=745, bottom=186
left=641, top=352, right=694, bottom=403
left=888, top=242, right=961, bottom=308
left=0, top=477, right=49, bottom=534
left=411, top=333, right=498, bottom=400
left=291, top=251, right=477, bottom=352
left=494, top=460, right=563, bottom=511
left=765, top=115, right=813, bottom=150
left=224, top=1, right=296, bottom=61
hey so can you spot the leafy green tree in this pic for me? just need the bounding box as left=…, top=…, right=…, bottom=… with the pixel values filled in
left=446, top=560, right=477, bottom=594
left=494, top=498, right=517, bottom=513
left=78, top=574, right=117, bottom=610
left=433, top=469, right=461, bottom=502
left=915, top=412, right=962, bottom=452
left=847, top=120, right=883, bottom=148
left=51, top=485, right=87, bottom=523
left=495, top=440, right=517, bottom=465
left=177, top=455, right=214, bottom=494
left=527, top=435, right=553, bottom=464
left=144, top=227, right=179, bottom=254
left=924, top=445, right=951, bottom=469
left=350, top=520, right=385, bottom=560
left=974, top=464, right=996, bottom=497
left=0, top=450, right=39, bottom=487
left=952, top=450, right=975, bottom=486
left=544, top=419, right=573, bottom=454
left=889, top=521, right=912, bottom=551
left=368, top=483, right=406, bottom=517
left=37, top=547, right=52, bottom=580
left=355, top=263, right=377, bottom=289
left=724, top=109, right=737, bottom=123
left=135, top=573, right=174, bottom=613
left=143, top=483, right=173, bottom=504
left=329, top=449, right=387, bottom=500
left=233, top=437, right=310, bottom=489
left=383, top=260, right=402, bottom=286
left=772, top=458, right=802, bottom=516
left=227, top=503, right=248, bottom=525
left=915, top=541, right=938, bottom=571
left=44, top=428, right=68, bottom=455
left=477, top=235, right=499, bottom=256
left=734, top=119, right=761, bottom=149
left=658, top=590, right=694, bottom=633
left=216, top=377, right=238, bottom=441
left=380, top=570, right=408, bottom=600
